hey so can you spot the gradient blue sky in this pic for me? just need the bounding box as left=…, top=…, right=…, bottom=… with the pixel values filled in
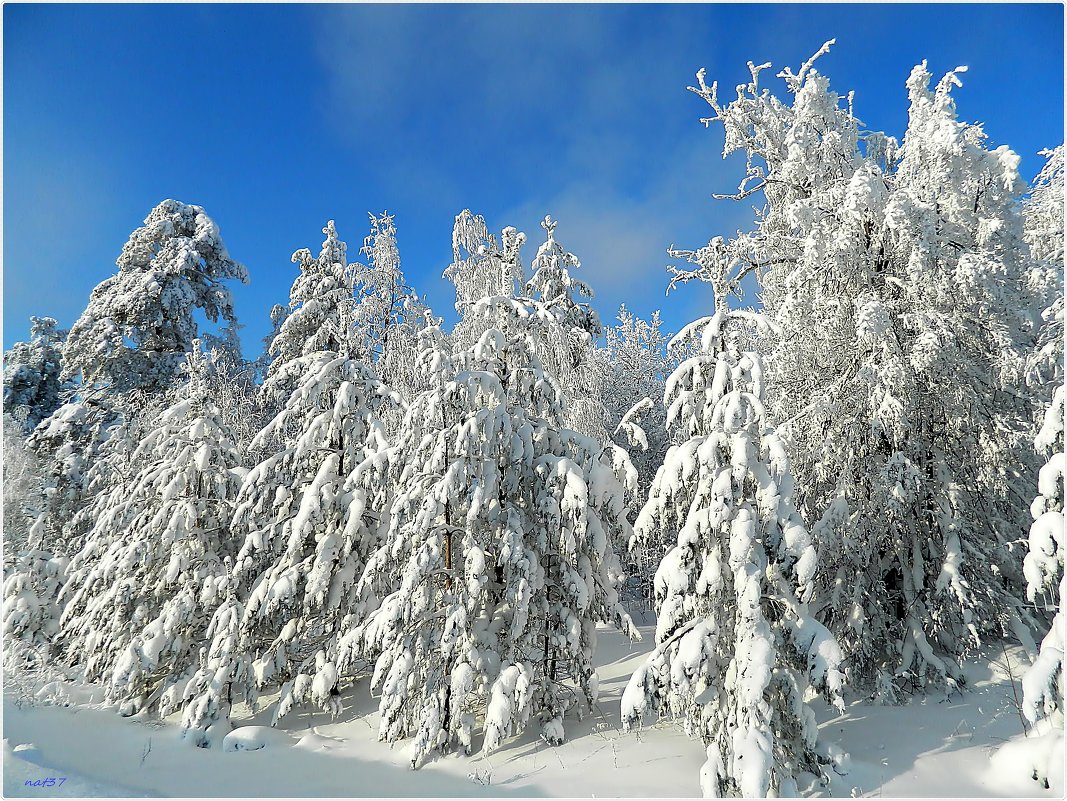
left=4, top=3, right=1064, bottom=356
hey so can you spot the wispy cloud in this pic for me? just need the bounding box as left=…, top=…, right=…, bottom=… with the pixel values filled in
left=309, top=5, right=758, bottom=332
left=496, top=133, right=756, bottom=332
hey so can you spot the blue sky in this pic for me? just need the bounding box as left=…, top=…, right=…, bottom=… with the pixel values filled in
left=4, top=3, right=1064, bottom=356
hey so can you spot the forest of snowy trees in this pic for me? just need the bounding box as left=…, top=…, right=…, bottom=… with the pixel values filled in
left=3, top=44, right=1063, bottom=797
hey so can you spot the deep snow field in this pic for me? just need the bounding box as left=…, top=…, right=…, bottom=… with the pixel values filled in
left=3, top=621, right=1062, bottom=798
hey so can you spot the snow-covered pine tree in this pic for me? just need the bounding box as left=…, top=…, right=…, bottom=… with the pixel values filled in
left=1022, top=386, right=1064, bottom=729
left=62, top=200, right=248, bottom=395
left=525, top=216, right=607, bottom=440
left=686, top=45, right=1044, bottom=695
left=178, top=238, right=400, bottom=739
left=1017, top=143, right=1065, bottom=756
left=7, top=394, right=140, bottom=665
left=1, top=415, right=67, bottom=656
left=24, top=207, right=229, bottom=556
left=2, top=414, right=45, bottom=551
left=56, top=345, right=244, bottom=716
left=340, top=216, right=639, bottom=767
left=260, top=220, right=357, bottom=411
left=597, top=307, right=674, bottom=610
left=3, top=317, right=70, bottom=434
left=352, top=211, right=436, bottom=409
left=1024, top=145, right=1064, bottom=407
left=621, top=244, right=844, bottom=797
left=26, top=394, right=124, bottom=557
left=600, top=306, right=672, bottom=495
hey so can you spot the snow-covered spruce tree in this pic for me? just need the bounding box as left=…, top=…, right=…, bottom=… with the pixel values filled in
left=1022, top=386, right=1064, bottom=730
left=352, top=211, right=436, bottom=413
left=1024, top=145, right=1064, bottom=274
left=6, top=395, right=143, bottom=665
left=26, top=394, right=125, bottom=557
left=1024, top=145, right=1064, bottom=401
left=267, top=221, right=354, bottom=371
left=1, top=415, right=68, bottom=655
left=177, top=250, right=400, bottom=739
left=62, top=199, right=248, bottom=395
left=3, top=414, right=46, bottom=551
left=621, top=251, right=844, bottom=796
left=259, top=220, right=357, bottom=411
left=3, top=317, right=70, bottom=434
left=57, top=346, right=244, bottom=716
left=446, top=212, right=607, bottom=439
left=525, top=216, right=607, bottom=440
left=178, top=357, right=396, bottom=736
left=1019, top=144, right=1064, bottom=741
left=600, top=306, right=672, bottom=494
left=340, top=247, right=639, bottom=767
left=687, top=45, right=1044, bottom=694
left=597, top=307, right=673, bottom=608
left=3, top=537, right=70, bottom=657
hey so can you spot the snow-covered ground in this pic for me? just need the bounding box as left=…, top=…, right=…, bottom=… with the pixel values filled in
left=3, top=623, right=1060, bottom=798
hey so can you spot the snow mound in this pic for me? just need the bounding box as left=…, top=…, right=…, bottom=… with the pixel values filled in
left=989, top=724, right=1065, bottom=797
left=221, top=726, right=295, bottom=752
left=294, top=732, right=344, bottom=751
left=3, top=738, right=150, bottom=797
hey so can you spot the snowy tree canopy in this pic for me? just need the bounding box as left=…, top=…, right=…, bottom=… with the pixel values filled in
left=1, top=30, right=1061, bottom=789
left=525, top=216, right=607, bottom=440
left=686, top=43, right=1045, bottom=695
left=62, top=200, right=248, bottom=395
left=177, top=353, right=397, bottom=737
left=353, top=212, right=422, bottom=361
left=1, top=414, right=64, bottom=656
left=443, top=209, right=527, bottom=318
left=445, top=212, right=608, bottom=441
left=525, top=215, right=601, bottom=342
left=1025, top=145, right=1065, bottom=270
left=3, top=317, right=70, bottom=434
left=3, top=545, right=69, bottom=655
left=597, top=307, right=676, bottom=606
